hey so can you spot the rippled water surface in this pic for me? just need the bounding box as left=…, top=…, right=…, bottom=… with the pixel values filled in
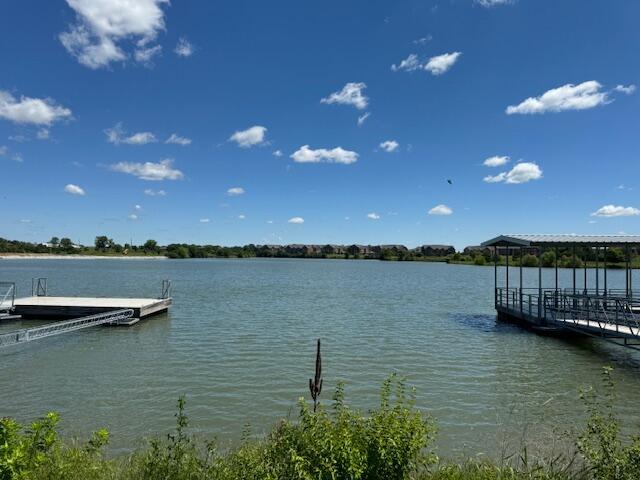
left=1, top=258, right=639, bottom=457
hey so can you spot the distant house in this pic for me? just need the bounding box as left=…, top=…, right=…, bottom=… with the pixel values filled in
left=258, top=244, right=283, bottom=256
left=420, top=245, right=455, bottom=257
left=322, top=244, right=345, bottom=255
left=346, top=244, right=377, bottom=257
left=380, top=244, right=409, bottom=253
left=463, top=245, right=492, bottom=256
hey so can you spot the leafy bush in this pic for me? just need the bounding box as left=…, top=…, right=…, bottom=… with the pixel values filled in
left=473, top=255, right=486, bottom=266
left=577, top=367, right=640, bottom=479
left=127, top=375, right=436, bottom=480
left=541, top=251, right=556, bottom=268
left=2, top=371, right=640, bottom=479
left=521, top=254, right=539, bottom=267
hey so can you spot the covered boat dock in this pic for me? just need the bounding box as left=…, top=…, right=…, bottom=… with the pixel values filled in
left=481, top=234, right=640, bottom=350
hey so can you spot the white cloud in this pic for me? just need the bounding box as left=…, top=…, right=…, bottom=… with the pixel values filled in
left=424, top=52, right=462, bottom=75
left=126, top=132, right=156, bottom=144
left=0, top=146, right=6, bottom=156
left=144, top=188, right=166, bottom=196
left=357, top=112, right=371, bottom=126
left=367, top=212, right=380, bottom=220
left=134, top=204, right=142, bottom=210
left=174, top=37, right=194, bottom=57
left=506, top=81, right=609, bottom=114
left=291, top=145, right=358, bottom=165
left=391, top=54, right=421, bottom=72
left=229, top=125, right=267, bottom=148
left=128, top=213, right=138, bottom=220
left=199, top=218, right=210, bottom=223
left=614, top=84, right=636, bottom=95
left=483, top=155, right=510, bottom=167
left=110, top=158, right=183, bottom=181
left=413, top=35, right=432, bottom=45
left=166, top=133, right=191, bottom=145
left=288, top=216, right=304, bottom=224
left=134, top=44, right=162, bottom=66
left=37, top=128, right=50, bottom=140
left=266, top=220, right=274, bottom=224
left=591, top=205, right=640, bottom=218
left=105, top=123, right=156, bottom=145
left=64, top=183, right=85, bottom=196
left=227, top=187, right=245, bottom=196
left=379, top=140, right=399, bottom=153
left=476, top=0, right=513, bottom=7
left=484, top=162, right=542, bottom=184
left=0, top=91, right=72, bottom=125
left=273, top=149, right=283, bottom=157
left=238, top=214, right=246, bottom=220
left=321, top=82, right=368, bottom=110
left=428, top=204, right=453, bottom=216
left=59, top=0, right=168, bottom=69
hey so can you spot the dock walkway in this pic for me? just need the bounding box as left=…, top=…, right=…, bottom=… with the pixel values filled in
left=13, top=296, right=171, bottom=320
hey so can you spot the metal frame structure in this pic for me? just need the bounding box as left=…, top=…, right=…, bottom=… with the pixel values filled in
left=482, top=234, right=640, bottom=350
left=0, top=282, right=16, bottom=313
left=0, top=309, right=134, bottom=348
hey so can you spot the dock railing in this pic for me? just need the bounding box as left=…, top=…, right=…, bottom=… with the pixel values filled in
left=0, top=282, right=16, bottom=312
left=544, top=292, right=640, bottom=339
left=496, top=287, right=640, bottom=339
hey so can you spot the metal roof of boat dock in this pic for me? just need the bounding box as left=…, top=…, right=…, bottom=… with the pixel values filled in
left=481, top=234, right=640, bottom=247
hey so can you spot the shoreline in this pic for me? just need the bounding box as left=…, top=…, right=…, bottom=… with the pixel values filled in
left=0, top=253, right=168, bottom=260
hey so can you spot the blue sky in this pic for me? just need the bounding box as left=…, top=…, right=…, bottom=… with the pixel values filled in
left=1, top=0, right=639, bottom=249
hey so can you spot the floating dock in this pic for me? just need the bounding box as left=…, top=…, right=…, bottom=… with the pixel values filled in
left=12, top=296, right=171, bottom=321
left=482, top=234, right=640, bottom=351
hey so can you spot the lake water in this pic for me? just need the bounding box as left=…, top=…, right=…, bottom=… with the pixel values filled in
left=1, top=258, right=639, bottom=458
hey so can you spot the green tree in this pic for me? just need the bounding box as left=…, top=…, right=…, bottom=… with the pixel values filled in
left=94, top=236, right=112, bottom=251
left=521, top=254, right=539, bottom=267
left=541, top=250, right=556, bottom=267
left=49, top=237, right=60, bottom=247
left=473, top=255, right=486, bottom=266
left=605, top=247, right=625, bottom=264
left=59, top=238, right=73, bottom=251
left=143, top=239, right=159, bottom=254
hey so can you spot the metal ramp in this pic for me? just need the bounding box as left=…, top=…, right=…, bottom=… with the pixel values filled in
left=0, top=308, right=134, bottom=348
left=0, top=282, right=19, bottom=320
left=544, top=293, right=640, bottom=350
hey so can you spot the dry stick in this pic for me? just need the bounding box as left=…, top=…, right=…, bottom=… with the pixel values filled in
left=309, top=338, right=323, bottom=412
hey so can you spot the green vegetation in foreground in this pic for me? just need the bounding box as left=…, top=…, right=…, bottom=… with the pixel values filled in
left=2, top=370, right=639, bottom=479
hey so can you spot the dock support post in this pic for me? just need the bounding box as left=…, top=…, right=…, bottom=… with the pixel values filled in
left=584, top=248, right=588, bottom=295
left=538, top=246, right=543, bottom=319
left=596, top=247, right=600, bottom=296
left=604, top=247, right=608, bottom=296
left=506, top=248, right=510, bottom=308
left=626, top=246, right=631, bottom=298
left=494, top=248, right=498, bottom=307
left=572, top=245, right=576, bottom=294
left=519, top=247, right=523, bottom=314
left=554, top=246, right=559, bottom=308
